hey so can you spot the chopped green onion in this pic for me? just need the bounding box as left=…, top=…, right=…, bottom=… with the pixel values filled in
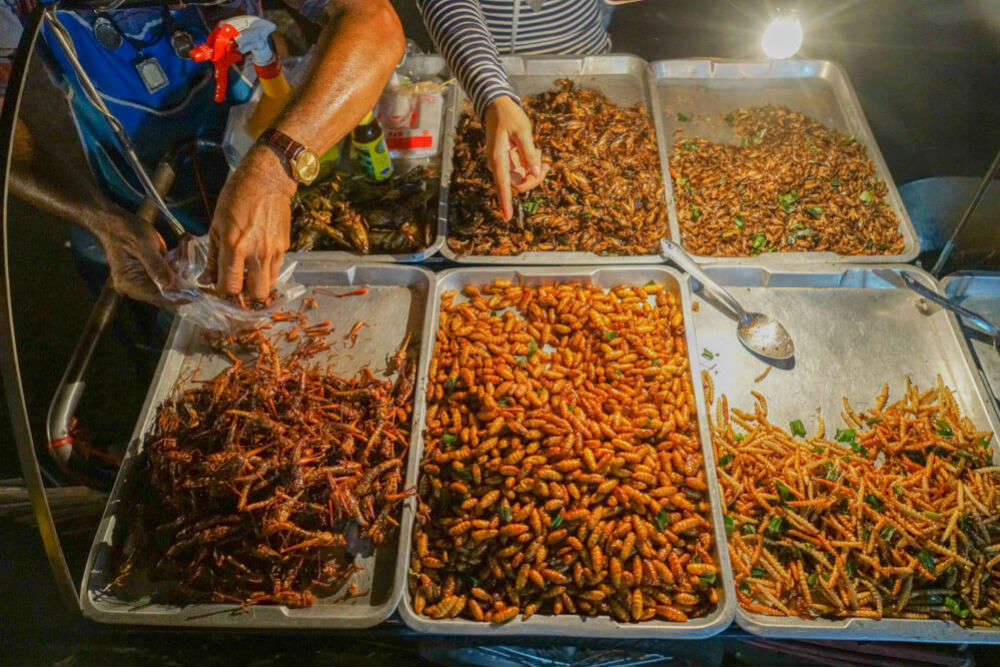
left=806, top=206, right=823, bottom=217
left=778, top=190, right=799, bottom=212
left=498, top=505, right=512, bottom=522
left=864, top=493, right=883, bottom=511
left=945, top=597, right=970, bottom=618
left=835, top=428, right=856, bottom=443
left=880, top=525, right=896, bottom=541
left=751, top=232, right=768, bottom=250
left=724, top=515, right=735, bottom=534
left=441, top=433, right=458, bottom=446
left=718, top=454, right=733, bottom=467
left=550, top=514, right=564, bottom=529
left=604, top=331, right=619, bottom=341
left=917, top=548, right=936, bottom=573
left=859, top=190, right=873, bottom=204
left=444, top=377, right=458, bottom=392
left=733, top=215, right=744, bottom=229
left=775, top=480, right=792, bottom=502
left=702, top=348, right=714, bottom=360
left=656, top=509, right=670, bottom=531
left=682, top=141, right=697, bottom=151
left=868, top=417, right=882, bottom=425
left=893, top=485, right=904, bottom=498
left=830, top=177, right=841, bottom=190
left=807, top=573, right=818, bottom=586
left=699, top=572, right=716, bottom=585
left=677, top=112, right=691, bottom=122
left=751, top=565, right=767, bottom=578
left=767, top=516, right=785, bottom=535
left=935, top=419, right=953, bottom=438
left=790, top=420, right=806, bottom=437
left=522, top=199, right=540, bottom=214
left=527, top=339, right=539, bottom=355
left=742, top=522, right=758, bottom=535
left=690, top=204, right=701, bottom=221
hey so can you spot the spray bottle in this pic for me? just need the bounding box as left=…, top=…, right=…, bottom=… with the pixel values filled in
left=190, top=16, right=293, bottom=139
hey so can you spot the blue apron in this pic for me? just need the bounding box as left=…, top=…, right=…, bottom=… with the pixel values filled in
left=40, top=2, right=255, bottom=233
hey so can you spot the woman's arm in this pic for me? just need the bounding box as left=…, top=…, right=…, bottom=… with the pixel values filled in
left=417, top=0, right=517, bottom=122
left=417, top=0, right=545, bottom=221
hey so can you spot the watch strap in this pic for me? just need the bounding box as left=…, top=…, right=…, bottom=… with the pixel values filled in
left=258, top=128, right=304, bottom=166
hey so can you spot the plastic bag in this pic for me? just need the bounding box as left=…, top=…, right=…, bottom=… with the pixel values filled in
left=162, top=235, right=305, bottom=332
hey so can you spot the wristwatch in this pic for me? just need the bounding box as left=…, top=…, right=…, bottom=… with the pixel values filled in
left=256, top=129, right=320, bottom=186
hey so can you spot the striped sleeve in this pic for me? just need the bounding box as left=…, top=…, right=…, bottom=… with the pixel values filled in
left=417, top=0, right=520, bottom=121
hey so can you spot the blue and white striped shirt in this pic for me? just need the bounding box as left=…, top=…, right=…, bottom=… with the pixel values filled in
left=418, top=0, right=611, bottom=120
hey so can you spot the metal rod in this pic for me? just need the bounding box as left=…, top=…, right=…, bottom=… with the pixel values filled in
left=43, top=8, right=187, bottom=239
left=0, top=4, right=80, bottom=611
left=931, top=147, right=1000, bottom=277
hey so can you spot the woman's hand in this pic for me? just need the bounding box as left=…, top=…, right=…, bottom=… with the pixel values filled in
left=484, top=96, right=547, bottom=220
left=207, top=146, right=297, bottom=303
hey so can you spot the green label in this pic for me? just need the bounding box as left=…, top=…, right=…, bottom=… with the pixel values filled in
left=354, top=136, right=393, bottom=181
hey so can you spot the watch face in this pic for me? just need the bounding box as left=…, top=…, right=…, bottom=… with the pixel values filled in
left=292, top=149, right=320, bottom=185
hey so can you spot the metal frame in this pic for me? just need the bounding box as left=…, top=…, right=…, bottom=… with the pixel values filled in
left=0, top=2, right=79, bottom=611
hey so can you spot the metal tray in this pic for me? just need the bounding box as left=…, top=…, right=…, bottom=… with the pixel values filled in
left=285, top=55, right=454, bottom=263
left=439, top=55, right=671, bottom=265
left=398, top=266, right=736, bottom=638
left=80, top=262, right=434, bottom=628
left=943, top=271, right=1000, bottom=410
left=649, top=59, right=919, bottom=265
left=687, top=263, right=1000, bottom=643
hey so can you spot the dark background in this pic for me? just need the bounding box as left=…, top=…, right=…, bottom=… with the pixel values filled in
left=1, top=0, right=999, bottom=664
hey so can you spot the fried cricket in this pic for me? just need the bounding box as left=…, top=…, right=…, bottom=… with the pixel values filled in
left=115, top=316, right=417, bottom=607
left=448, top=79, right=668, bottom=256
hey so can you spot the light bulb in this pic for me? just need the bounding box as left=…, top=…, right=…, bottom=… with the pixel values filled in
left=761, top=15, right=803, bottom=59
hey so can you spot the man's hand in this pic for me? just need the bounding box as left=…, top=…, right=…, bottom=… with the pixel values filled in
left=96, top=208, right=177, bottom=307
left=208, top=146, right=297, bottom=302
left=484, top=96, right=547, bottom=221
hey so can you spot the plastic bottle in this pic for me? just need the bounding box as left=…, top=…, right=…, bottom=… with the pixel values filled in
left=351, top=111, right=394, bottom=181
left=247, top=60, right=294, bottom=139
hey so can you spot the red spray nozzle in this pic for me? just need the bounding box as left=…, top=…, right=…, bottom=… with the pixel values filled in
left=189, top=24, right=243, bottom=103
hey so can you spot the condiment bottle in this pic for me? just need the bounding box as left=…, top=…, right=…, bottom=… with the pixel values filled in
left=351, top=111, right=394, bottom=181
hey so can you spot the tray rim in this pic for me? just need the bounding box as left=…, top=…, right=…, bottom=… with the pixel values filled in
left=397, top=264, right=737, bottom=638
left=648, top=57, right=920, bottom=266
left=79, top=262, right=436, bottom=629
left=693, top=261, right=1000, bottom=643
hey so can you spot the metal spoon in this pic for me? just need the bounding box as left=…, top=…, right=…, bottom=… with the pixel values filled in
left=660, top=239, right=795, bottom=361
left=875, top=269, right=1000, bottom=355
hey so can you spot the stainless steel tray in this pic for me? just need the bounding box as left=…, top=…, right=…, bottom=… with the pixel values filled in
left=688, top=263, right=1000, bottom=643
left=80, top=262, right=434, bottom=628
left=398, top=266, right=736, bottom=638
left=943, top=271, right=1000, bottom=410
left=439, top=55, right=671, bottom=265
left=286, top=55, right=453, bottom=263
left=649, top=59, right=919, bottom=265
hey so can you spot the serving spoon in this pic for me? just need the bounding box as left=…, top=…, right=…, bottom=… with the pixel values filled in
left=660, top=239, right=795, bottom=361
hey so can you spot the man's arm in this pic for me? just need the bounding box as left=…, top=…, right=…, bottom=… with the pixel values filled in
left=210, top=0, right=405, bottom=300
left=10, top=117, right=175, bottom=305
left=416, top=0, right=544, bottom=222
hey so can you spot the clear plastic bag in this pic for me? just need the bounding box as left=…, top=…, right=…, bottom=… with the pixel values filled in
left=162, top=235, right=305, bottom=332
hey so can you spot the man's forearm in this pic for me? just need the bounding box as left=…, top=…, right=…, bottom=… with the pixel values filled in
left=274, top=0, right=405, bottom=154
left=10, top=118, right=110, bottom=235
